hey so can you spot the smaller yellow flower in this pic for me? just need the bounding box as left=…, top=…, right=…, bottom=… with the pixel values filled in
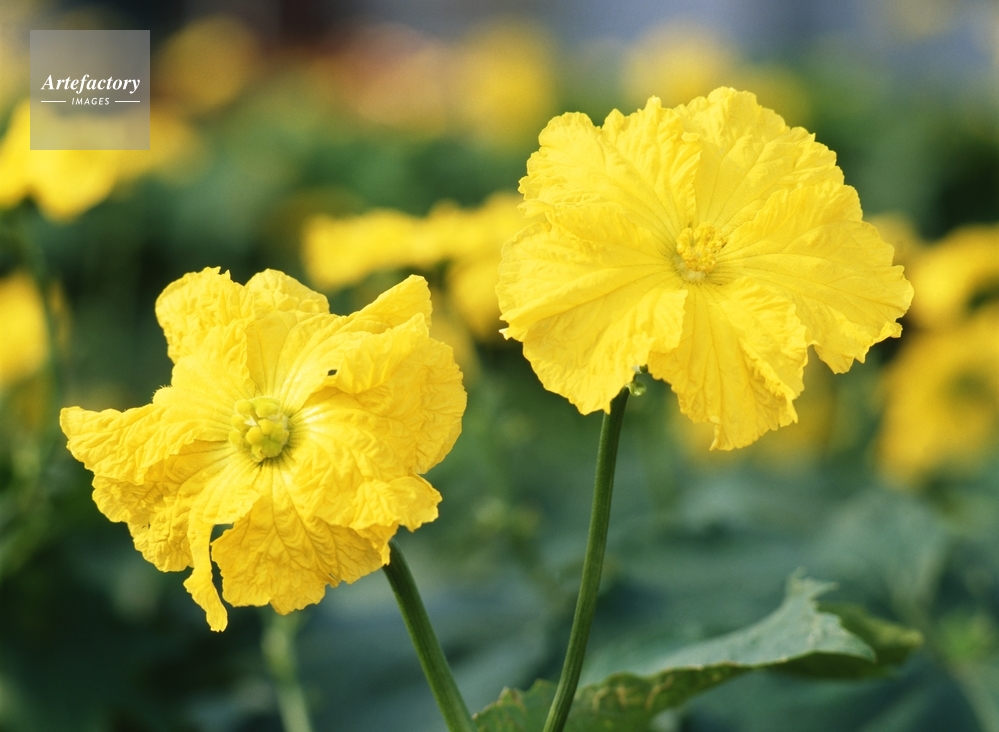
left=156, top=16, right=259, bottom=115
left=303, top=192, right=526, bottom=340
left=880, top=309, right=999, bottom=479
left=452, top=22, right=556, bottom=146
left=61, top=269, right=465, bottom=630
left=0, top=271, right=47, bottom=391
left=906, top=225, right=999, bottom=329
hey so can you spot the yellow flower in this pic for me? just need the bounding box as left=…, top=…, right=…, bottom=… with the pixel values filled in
left=304, top=192, right=526, bottom=340
left=906, top=225, right=999, bottom=330
left=880, top=309, right=999, bottom=479
left=60, top=269, right=466, bottom=630
left=156, top=16, right=259, bottom=115
left=624, top=24, right=738, bottom=110
left=452, top=22, right=556, bottom=146
left=0, top=271, right=48, bottom=391
left=498, top=88, right=912, bottom=449
left=0, top=100, right=199, bottom=221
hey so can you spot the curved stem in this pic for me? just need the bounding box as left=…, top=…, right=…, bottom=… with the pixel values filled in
left=543, top=387, right=629, bottom=732
left=384, top=539, right=477, bottom=732
left=261, top=610, right=315, bottom=732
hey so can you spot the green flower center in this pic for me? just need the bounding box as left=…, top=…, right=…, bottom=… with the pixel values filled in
left=228, top=397, right=290, bottom=462
left=675, top=223, right=726, bottom=281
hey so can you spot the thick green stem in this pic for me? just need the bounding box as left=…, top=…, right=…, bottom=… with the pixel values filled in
left=384, top=539, right=478, bottom=732
left=261, top=610, right=315, bottom=732
left=543, top=387, right=629, bottom=732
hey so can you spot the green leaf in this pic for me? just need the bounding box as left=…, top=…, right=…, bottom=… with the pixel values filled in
left=781, top=602, right=924, bottom=678
left=473, top=681, right=557, bottom=732
left=475, top=575, right=914, bottom=732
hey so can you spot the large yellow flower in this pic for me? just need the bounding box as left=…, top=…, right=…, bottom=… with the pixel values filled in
left=498, top=87, right=912, bottom=449
left=60, top=269, right=465, bottom=630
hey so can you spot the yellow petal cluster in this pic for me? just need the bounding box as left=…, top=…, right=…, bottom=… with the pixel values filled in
left=0, top=271, right=48, bottom=391
left=906, top=225, right=999, bottom=329
left=60, top=269, right=466, bottom=630
left=498, top=88, right=913, bottom=450
left=880, top=224, right=999, bottom=479
left=303, top=192, right=526, bottom=340
left=0, top=101, right=198, bottom=221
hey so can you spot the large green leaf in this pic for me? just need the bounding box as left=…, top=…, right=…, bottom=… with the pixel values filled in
left=475, top=576, right=920, bottom=732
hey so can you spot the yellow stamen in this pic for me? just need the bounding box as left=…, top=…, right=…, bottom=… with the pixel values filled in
left=675, top=223, right=726, bottom=281
left=230, top=396, right=290, bottom=462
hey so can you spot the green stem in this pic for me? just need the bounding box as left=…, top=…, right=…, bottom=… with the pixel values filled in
left=543, top=386, right=629, bottom=732
left=384, top=539, right=477, bottom=732
left=261, top=610, right=315, bottom=732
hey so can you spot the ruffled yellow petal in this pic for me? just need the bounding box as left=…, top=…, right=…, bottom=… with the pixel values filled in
left=291, top=326, right=464, bottom=520
left=520, top=100, right=700, bottom=242
left=246, top=269, right=330, bottom=315
left=60, top=404, right=206, bottom=483
left=649, top=278, right=808, bottom=449
left=155, top=267, right=255, bottom=363
left=339, top=274, right=433, bottom=335
left=213, top=481, right=384, bottom=614
left=498, top=209, right=686, bottom=414
left=674, top=87, right=840, bottom=234
left=351, top=476, right=440, bottom=531
left=185, top=524, right=229, bottom=631
left=726, top=182, right=912, bottom=372
left=94, top=441, right=232, bottom=573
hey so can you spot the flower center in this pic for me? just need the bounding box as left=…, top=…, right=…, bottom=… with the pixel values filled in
left=675, top=223, right=726, bottom=281
left=228, top=397, right=290, bottom=462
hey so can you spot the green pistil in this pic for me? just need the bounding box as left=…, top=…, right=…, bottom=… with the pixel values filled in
left=229, top=397, right=290, bottom=462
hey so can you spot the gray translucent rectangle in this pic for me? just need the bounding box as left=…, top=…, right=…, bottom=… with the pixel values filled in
left=30, top=30, right=150, bottom=150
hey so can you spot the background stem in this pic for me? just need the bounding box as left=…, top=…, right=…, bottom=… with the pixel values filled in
left=543, top=387, right=630, bottom=732
left=261, top=609, right=315, bottom=732
left=384, top=539, right=478, bottom=732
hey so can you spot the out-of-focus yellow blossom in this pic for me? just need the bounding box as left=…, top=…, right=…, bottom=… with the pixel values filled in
left=907, top=225, right=999, bottom=330
left=0, top=101, right=200, bottom=220
left=624, top=24, right=737, bottom=109
left=870, top=212, right=924, bottom=268
left=498, top=88, right=912, bottom=449
left=156, top=15, right=259, bottom=115
left=880, top=310, right=999, bottom=479
left=0, top=271, right=47, bottom=391
left=452, top=23, right=556, bottom=146
left=60, top=269, right=466, bottom=630
left=304, top=192, right=526, bottom=340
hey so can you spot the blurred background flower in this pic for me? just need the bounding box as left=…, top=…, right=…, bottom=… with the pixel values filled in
left=0, top=0, right=997, bottom=730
